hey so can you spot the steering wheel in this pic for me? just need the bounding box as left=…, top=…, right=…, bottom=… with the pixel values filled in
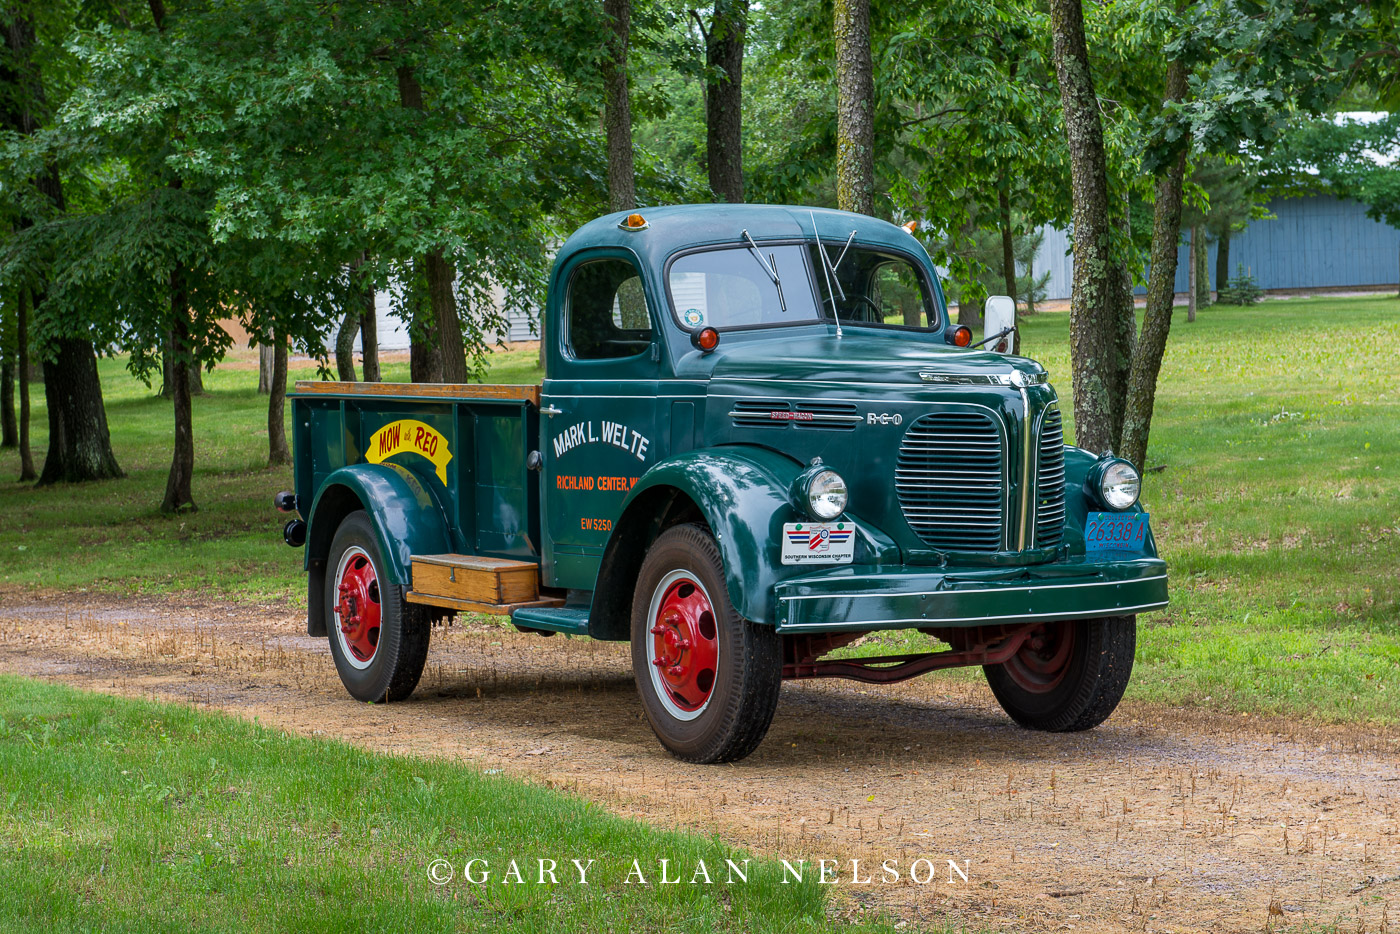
left=831, top=294, right=883, bottom=322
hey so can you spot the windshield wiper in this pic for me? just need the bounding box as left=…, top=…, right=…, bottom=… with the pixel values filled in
left=809, top=212, right=857, bottom=339
left=741, top=229, right=787, bottom=314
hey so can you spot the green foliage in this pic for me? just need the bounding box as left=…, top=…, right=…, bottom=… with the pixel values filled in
left=1258, top=113, right=1400, bottom=229
left=1216, top=264, right=1263, bottom=305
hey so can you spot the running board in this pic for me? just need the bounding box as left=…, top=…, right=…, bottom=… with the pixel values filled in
left=510, top=606, right=590, bottom=636
left=407, top=554, right=564, bottom=616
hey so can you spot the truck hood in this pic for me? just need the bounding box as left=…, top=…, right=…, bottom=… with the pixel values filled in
left=700, top=331, right=1047, bottom=386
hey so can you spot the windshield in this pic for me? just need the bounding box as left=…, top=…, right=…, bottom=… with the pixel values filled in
left=812, top=246, right=940, bottom=329
left=668, top=244, right=822, bottom=330
left=667, top=243, right=940, bottom=332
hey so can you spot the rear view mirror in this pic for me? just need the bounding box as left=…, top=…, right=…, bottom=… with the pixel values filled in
left=983, top=295, right=1016, bottom=353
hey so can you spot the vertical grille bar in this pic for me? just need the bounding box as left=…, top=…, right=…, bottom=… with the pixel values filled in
left=896, top=412, right=1005, bottom=551
left=1034, top=407, right=1066, bottom=549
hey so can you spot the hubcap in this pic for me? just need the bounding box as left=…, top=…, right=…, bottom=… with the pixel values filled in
left=333, top=546, right=381, bottom=670
left=646, top=570, right=720, bottom=720
left=1002, top=621, right=1075, bottom=694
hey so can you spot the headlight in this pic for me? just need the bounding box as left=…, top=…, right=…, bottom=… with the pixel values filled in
left=792, top=465, right=848, bottom=520
left=1088, top=458, right=1140, bottom=511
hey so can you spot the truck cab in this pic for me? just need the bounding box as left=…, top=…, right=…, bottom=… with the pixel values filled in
left=281, top=204, right=1167, bottom=763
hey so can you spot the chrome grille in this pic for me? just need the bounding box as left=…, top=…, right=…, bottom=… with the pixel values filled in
left=896, top=412, right=1004, bottom=551
left=1035, top=408, right=1066, bottom=548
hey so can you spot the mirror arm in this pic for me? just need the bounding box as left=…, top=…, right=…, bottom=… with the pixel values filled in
left=968, top=324, right=1013, bottom=347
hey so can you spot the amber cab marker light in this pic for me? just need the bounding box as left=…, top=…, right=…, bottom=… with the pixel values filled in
left=951, top=325, right=972, bottom=347
left=691, top=326, right=720, bottom=353
left=619, top=213, right=649, bottom=231
left=903, top=220, right=918, bottom=234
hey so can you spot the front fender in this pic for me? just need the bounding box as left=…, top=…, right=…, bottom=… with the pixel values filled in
left=306, top=463, right=452, bottom=586
left=1063, top=446, right=1160, bottom=558
left=609, top=447, right=899, bottom=626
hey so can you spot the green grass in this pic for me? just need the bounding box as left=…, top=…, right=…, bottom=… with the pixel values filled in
left=0, top=674, right=906, bottom=933
left=0, top=297, right=1397, bottom=723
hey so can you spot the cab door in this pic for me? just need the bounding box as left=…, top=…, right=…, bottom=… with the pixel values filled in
left=541, top=251, right=665, bottom=591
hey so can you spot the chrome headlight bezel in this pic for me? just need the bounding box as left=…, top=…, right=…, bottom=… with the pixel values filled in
left=1084, top=456, right=1141, bottom=511
left=792, top=465, right=848, bottom=521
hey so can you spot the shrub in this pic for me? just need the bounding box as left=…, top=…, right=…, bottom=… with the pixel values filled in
left=1218, top=264, right=1263, bottom=305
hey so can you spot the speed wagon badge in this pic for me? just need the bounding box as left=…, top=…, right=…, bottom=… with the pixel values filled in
left=781, top=522, right=855, bottom=565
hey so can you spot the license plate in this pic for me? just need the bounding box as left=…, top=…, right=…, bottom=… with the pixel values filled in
left=1085, top=512, right=1150, bottom=554
left=781, top=522, right=855, bottom=565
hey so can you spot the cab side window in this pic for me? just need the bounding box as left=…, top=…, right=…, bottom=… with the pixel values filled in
left=568, top=259, right=652, bottom=360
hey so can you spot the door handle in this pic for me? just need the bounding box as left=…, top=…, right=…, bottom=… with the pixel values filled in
left=541, top=405, right=564, bottom=417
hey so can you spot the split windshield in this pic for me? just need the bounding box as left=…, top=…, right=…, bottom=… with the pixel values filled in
left=667, top=243, right=940, bottom=333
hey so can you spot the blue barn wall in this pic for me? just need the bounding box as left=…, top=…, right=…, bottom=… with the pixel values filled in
left=1032, top=195, right=1400, bottom=301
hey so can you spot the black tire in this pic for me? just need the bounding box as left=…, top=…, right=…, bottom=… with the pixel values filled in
left=324, top=510, right=430, bottom=703
left=983, top=616, right=1136, bottom=732
left=630, top=524, right=782, bottom=764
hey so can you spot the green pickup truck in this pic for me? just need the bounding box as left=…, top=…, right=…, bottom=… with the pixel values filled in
left=277, top=204, right=1167, bottom=763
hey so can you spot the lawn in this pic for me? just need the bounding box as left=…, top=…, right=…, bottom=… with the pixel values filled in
left=0, top=296, right=1397, bottom=723
left=0, top=675, right=902, bottom=934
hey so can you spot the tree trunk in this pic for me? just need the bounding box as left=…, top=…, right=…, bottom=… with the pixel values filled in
left=38, top=336, right=125, bottom=484
left=1110, top=191, right=1137, bottom=450
left=704, top=0, right=747, bottom=203
left=425, top=249, right=467, bottom=382
left=335, top=309, right=359, bottom=381
left=1187, top=226, right=1198, bottom=323
left=1216, top=232, right=1230, bottom=292
left=162, top=332, right=205, bottom=396
left=397, top=65, right=467, bottom=382
left=1119, top=60, right=1190, bottom=472
left=268, top=332, right=290, bottom=466
left=1, top=358, right=15, bottom=449
left=1049, top=0, right=1122, bottom=456
left=17, top=288, right=34, bottom=480
left=5, top=11, right=122, bottom=485
left=998, top=181, right=1017, bottom=301
left=160, top=265, right=197, bottom=514
left=603, top=0, right=636, bottom=213
left=258, top=342, right=273, bottom=393
left=359, top=278, right=380, bottom=382
left=834, top=0, right=875, bottom=216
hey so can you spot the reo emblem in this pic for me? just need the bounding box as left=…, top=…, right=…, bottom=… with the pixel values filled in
left=366, top=419, right=453, bottom=485
left=866, top=412, right=904, bottom=426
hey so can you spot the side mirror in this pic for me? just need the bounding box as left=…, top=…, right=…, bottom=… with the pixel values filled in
left=983, top=295, right=1016, bottom=353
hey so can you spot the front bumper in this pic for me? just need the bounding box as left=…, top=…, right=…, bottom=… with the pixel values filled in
left=772, top=556, right=1167, bottom=633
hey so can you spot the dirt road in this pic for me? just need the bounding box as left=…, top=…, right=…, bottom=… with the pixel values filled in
left=2, top=594, right=1396, bottom=932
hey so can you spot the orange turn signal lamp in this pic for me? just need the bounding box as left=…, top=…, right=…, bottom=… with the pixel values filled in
left=902, top=220, right=918, bottom=234
left=691, top=326, right=720, bottom=354
left=950, top=325, right=973, bottom=347
left=619, top=213, right=649, bottom=231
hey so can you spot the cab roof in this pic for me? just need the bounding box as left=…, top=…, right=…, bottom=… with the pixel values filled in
left=557, top=203, right=929, bottom=272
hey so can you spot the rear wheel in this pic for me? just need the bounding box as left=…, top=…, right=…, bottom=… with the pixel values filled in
left=324, top=511, right=430, bottom=703
left=983, top=616, right=1136, bottom=732
left=630, top=524, right=782, bottom=763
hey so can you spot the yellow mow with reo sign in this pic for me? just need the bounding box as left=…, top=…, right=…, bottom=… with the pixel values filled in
left=365, top=419, right=453, bottom=485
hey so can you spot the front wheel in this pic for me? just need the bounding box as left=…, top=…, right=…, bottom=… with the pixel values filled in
left=983, top=616, right=1136, bottom=732
left=324, top=510, right=431, bottom=703
left=630, top=524, right=782, bottom=764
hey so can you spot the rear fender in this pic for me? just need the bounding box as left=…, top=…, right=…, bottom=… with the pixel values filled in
left=303, top=463, right=452, bottom=635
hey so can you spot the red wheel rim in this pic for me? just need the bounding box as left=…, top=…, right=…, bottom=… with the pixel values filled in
left=648, top=573, right=720, bottom=717
left=1002, top=621, right=1075, bottom=694
left=333, top=546, right=381, bottom=667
